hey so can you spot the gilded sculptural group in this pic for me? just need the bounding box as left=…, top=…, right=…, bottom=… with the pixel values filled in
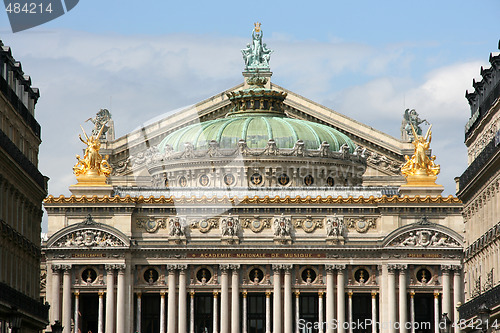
left=401, top=124, right=440, bottom=182
left=73, top=121, right=111, bottom=184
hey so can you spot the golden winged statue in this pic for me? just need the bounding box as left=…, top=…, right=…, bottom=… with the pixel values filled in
left=401, top=124, right=440, bottom=183
left=73, top=122, right=111, bottom=184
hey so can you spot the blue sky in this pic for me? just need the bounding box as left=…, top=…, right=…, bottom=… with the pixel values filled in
left=0, top=1, right=499, bottom=230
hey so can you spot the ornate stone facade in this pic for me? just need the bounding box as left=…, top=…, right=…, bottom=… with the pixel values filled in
left=42, top=28, right=465, bottom=333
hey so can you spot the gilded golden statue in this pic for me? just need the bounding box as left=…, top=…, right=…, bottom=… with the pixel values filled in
left=401, top=124, right=440, bottom=185
left=73, top=123, right=111, bottom=184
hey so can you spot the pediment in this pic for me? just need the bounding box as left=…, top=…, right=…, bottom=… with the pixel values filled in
left=383, top=219, right=463, bottom=248
left=46, top=214, right=130, bottom=249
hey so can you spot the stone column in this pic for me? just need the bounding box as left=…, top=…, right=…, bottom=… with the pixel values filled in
left=348, top=291, right=353, bottom=333
left=387, top=265, right=397, bottom=333
left=231, top=265, right=240, bottom=333
left=242, top=291, right=248, bottom=333
left=410, top=292, right=415, bottom=333
left=116, top=264, right=127, bottom=333
left=336, top=265, right=346, bottom=333
left=137, top=292, right=142, bottom=333
left=326, top=265, right=335, bottom=333
left=167, top=265, right=177, bottom=333
left=452, top=265, right=462, bottom=332
left=399, top=265, right=408, bottom=333
left=105, top=264, right=115, bottom=333
left=190, top=291, right=195, bottom=333
left=318, top=292, right=324, bottom=333
left=295, top=291, right=300, bottom=333
left=434, top=292, right=440, bottom=333
left=220, top=264, right=230, bottom=333
left=265, top=291, right=271, bottom=333
left=179, top=265, right=188, bottom=333
left=161, top=291, right=167, bottom=333
left=371, top=292, right=377, bottom=333
left=62, top=265, right=72, bottom=333
left=273, top=265, right=282, bottom=333
left=284, top=265, right=293, bottom=333
left=213, top=292, right=219, bottom=333
left=98, top=291, right=104, bottom=333
left=74, top=291, right=80, bottom=333
left=441, top=265, right=451, bottom=319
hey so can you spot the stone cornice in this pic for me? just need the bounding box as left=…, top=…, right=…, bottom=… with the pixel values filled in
left=44, top=194, right=462, bottom=205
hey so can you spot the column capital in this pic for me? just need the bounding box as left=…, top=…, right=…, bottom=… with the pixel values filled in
left=440, top=264, right=452, bottom=272
left=115, top=264, right=126, bottom=272
left=242, top=291, right=248, bottom=298
left=61, top=264, right=72, bottom=272
left=220, top=264, right=231, bottom=272
left=333, top=264, right=346, bottom=271
left=451, top=264, right=462, bottom=271
left=294, top=291, right=300, bottom=298
left=265, top=291, right=271, bottom=298
left=395, top=264, right=408, bottom=271
left=348, top=291, right=353, bottom=297
left=325, top=264, right=335, bottom=273
left=318, top=291, right=324, bottom=298
left=229, top=264, right=241, bottom=270
left=433, top=291, right=440, bottom=298
left=136, top=291, right=142, bottom=298
left=190, top=291, right=195, bottom=297
left=387, top=264, right=398, bottom=272
left=410, top=291, right=415, bottom=297
left=51, top=264, right=62, bottom=272
left=166, top=264, right=177, bottom=272
left=282, top=264, right=293, bottom=273
left=105, top=264, right=115, bottom=272
left=177, top=264, right=188, bottom=272
left=272, top=264, right=282, bottom=272
left=213, top=291, right=219, bottom=298
left=74, top=290, right=80, bottom=297
left=98, top=290, right=105, bottom=297
left=371, top=291, right=377, bottom=298
left=160, top=290, right=166, bottom=297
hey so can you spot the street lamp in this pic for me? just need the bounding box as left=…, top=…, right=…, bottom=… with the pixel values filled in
left=478, top=304, right=491, bottom=333
left=51, top=320, right=63, bottom=333
left=439, top=313, right=451, bottom=333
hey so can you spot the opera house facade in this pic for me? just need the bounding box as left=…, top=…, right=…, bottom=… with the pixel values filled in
left=42, top=25, right=465, bottom=333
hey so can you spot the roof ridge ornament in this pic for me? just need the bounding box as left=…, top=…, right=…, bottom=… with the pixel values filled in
left=242, top=22, right=273, bottom=72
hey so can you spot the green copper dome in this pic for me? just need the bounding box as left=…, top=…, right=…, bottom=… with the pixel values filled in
left=158, top=115, right=355, bottom=153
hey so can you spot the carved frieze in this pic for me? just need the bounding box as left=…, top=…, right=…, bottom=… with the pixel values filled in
left=295, top=216, right=323, bottom=233
left=220, top=214, right=241, bottom=244
left=191, top=218, right=218, bottom=233
left=54, top=229, right=125, bottom=248
left=136, top=217, right=167, bottom=233
left=242, top=216, right=270, bottom=233
left=345, top=217, right=376, bottom=233
left=390, top=230, right=460, bottom=247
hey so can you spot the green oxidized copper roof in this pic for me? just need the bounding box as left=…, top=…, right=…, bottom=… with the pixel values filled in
left=158, top=114, right=355, bottom=153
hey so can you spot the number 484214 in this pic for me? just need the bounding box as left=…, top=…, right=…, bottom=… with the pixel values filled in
left=5, top=2, right=53, bottom=14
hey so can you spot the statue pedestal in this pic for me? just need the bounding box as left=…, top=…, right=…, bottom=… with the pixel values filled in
left=399, top=175, right=444, bottom=196
left=69, top=176, right=113, bottom=196
left=242, top=71, right=272, bottom=89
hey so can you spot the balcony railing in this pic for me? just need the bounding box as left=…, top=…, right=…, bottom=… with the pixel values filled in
left=0, top=282, right=49, bottom=321
left=459, top=283, right=500, bottom=319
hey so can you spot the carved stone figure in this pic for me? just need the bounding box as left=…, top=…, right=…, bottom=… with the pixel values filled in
left=169, top=216, right=186, bottom=237
left=220, top=214, right=241, bottom=237
left=326, top=215, right=345, bottom=237
left=273, top=214, right=291, bottom=237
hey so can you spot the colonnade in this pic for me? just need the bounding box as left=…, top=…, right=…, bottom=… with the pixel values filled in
left=48, top=263, right=464, bottom=333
